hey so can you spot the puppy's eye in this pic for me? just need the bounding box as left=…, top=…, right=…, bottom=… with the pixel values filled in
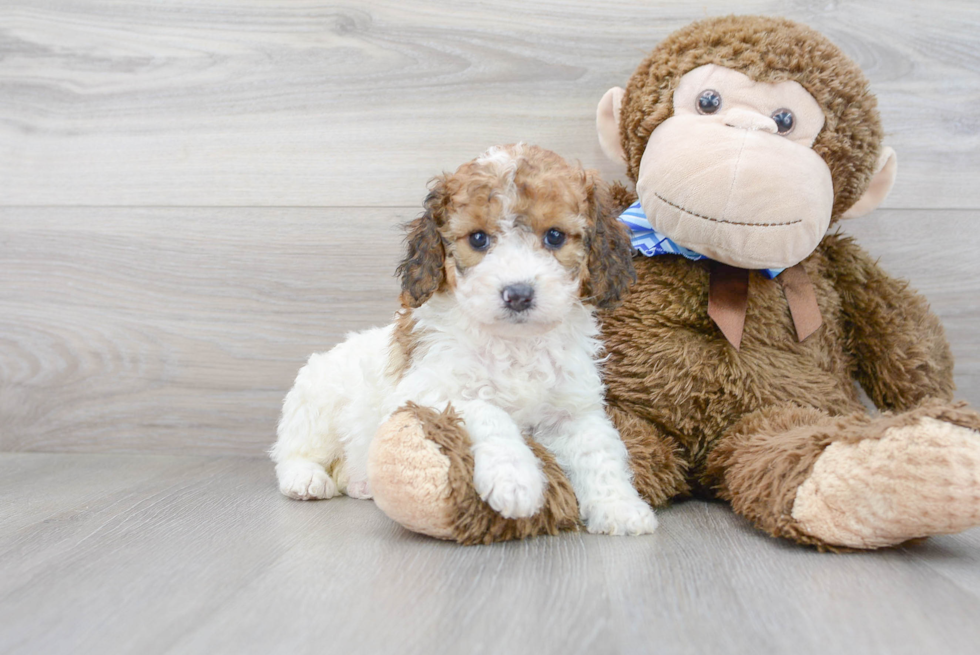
left=697, top=89, right=722, bottom=114
left=468, top=231, right=490, bottom=251
left=543, top=228, right=566, bottom=249
left=771, top=109, right=795, bottom=134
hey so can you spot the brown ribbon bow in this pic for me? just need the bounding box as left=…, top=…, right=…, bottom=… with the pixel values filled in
left=707, top=261, right=822, bottom=350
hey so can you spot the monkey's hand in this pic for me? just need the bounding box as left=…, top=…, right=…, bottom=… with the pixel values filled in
left=823, top=233, right=954, bottom=412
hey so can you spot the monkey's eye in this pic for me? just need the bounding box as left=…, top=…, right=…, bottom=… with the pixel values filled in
left=696, top=89, right=722, bottom=114
left=772, top=109, right=795, bottom=134
left=543, top=228, right=566, bottom=249
left=468, top=231, right=490, bottom=251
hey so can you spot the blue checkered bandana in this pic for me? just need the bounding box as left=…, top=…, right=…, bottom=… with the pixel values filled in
left=618, top=201, right=785, bottom=280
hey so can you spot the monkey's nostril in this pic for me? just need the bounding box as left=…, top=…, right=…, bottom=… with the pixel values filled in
left=501, top=284, right=535, bottom=312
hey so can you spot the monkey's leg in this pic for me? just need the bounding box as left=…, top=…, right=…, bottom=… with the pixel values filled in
left=705, top=401, right=980, bottom=550
left=607, top=406, right=691, bottom=507
left=367, top=403, right=580, bottom=545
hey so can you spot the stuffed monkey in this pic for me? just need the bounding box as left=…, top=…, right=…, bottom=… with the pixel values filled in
left=368, top=15, right=980, bottom=549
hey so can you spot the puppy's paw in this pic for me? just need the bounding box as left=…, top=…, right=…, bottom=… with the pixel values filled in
left=473, top=441, right=547, bottom=519
left=277, top=460, right=338, bottom=500
left=346, top=478, right=373, bottom=500
left=583, top=497, right=658, bottom=536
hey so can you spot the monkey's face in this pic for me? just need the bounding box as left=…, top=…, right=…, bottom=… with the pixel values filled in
left=635, top=65, right=834, bottom=269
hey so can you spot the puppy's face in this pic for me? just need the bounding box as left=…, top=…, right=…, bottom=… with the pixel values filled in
left=398, top=144, right=635, bottom=334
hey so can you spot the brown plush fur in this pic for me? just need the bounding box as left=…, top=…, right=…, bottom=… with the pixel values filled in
left=619, top=15, right=883, bottom=221
left=705, top=399, right=980, bottom=550
left=595, top=179, right=960, bottom=546
left=589, top=16, right=963, bottom=548
left=402, top=402, right=581, bottom=545
left=609, top=406, right=691, bottom=506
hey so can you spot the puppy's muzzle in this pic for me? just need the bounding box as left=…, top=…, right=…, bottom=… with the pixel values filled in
left=501, top=283, right=535, bottom=313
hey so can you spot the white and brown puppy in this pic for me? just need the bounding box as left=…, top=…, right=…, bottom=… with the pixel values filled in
left=271, top=144, right=657, bottom=535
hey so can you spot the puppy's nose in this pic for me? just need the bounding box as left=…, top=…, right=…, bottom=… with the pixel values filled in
left=501, top=284, right=535, bottom=312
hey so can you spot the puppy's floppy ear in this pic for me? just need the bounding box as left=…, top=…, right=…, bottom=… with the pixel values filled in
left=582, top=172, right=636, bottom=309
left=397, top=175, right=450, bottom=308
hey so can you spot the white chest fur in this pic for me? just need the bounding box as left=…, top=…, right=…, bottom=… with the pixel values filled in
left=404, top=297, right=606, bottom=430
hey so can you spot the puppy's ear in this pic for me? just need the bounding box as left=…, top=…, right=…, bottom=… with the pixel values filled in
left=397, top=175, right=450, bottom=308
left=582, top=172, right=636, bottom=309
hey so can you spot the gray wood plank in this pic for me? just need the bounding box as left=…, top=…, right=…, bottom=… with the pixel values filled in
left=0, top=207, right=405, bottom=455
left=2, top=207, right=978, bottom=456
left=1, top=453, right=979, bottom=655
left=903, top=527, right=980, bottom=602
left=1, top=0, right=978, bottom=208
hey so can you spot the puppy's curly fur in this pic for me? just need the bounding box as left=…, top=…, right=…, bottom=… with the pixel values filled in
left=271, top=144, right=656, bottom=535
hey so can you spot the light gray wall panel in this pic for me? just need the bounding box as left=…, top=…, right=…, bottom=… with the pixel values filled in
left=1, top=207, right=977, bottom=456
left=1, top=0, right=978, bottom=207
left=0, top=207, right=405, bottom=455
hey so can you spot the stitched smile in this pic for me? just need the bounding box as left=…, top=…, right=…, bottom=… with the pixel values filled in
left=653, top=192, right=802, bottom=227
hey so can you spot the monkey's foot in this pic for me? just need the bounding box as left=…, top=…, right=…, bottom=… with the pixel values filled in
left=367, top=407, right=458, bottom=539
left=367, top=403, right=580, bottom=545
left=792, top=417, right=980, bottom=549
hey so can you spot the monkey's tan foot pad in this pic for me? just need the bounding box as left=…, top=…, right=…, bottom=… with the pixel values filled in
left=792, top=418, right=980, bottom=549
left=367, top=403, right=581, bottom=545
left=368, top=406, right=457, bottom=540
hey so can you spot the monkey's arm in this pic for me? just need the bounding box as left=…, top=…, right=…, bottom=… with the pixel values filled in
left=822, top=233, right=954, bottom=411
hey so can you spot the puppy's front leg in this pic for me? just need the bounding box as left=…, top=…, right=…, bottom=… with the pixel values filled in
left=456, top=400, right=548, bottom=519
left=539, top=411, right=658, bottom=535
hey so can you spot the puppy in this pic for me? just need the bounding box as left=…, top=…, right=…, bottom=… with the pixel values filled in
left=271, top=144, right=657, bottom=535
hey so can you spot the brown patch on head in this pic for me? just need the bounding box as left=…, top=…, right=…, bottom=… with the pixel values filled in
left=402, top=144, right=635, bottom=309
left=618, top=15, right=884, bottom=221
left=509, top=149, right=591, bottom=275
left=435, top=160, right=505, bottom=272
left=503, top=148, right=636, bottom=308
left=446, top=144, right=634, bottom=305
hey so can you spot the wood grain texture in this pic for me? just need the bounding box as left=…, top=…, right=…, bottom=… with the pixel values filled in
left=1, top=0, right=978, bottom=208
left=0, top=207, right=406, bottom=455
left=0, top=208, right=980, bottom=456
left=3, top=4, right=980, bottom=653
left=2, top=207, right=978, bottom=457
left=1, top=453, right=979, bottom=655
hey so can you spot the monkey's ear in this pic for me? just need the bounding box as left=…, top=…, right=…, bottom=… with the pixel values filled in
left=842, top=147, right=898, bottom=219
left=596, top=87, right=627, bottom=166
left=396, top=177, right=449, bottom=308
left=583, top=172, right=636, bottom=309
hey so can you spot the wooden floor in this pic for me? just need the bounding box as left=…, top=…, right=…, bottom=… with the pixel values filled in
left=3, top=453, right=980, bottom=655
left=3, top=1, right=980, bottom=653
